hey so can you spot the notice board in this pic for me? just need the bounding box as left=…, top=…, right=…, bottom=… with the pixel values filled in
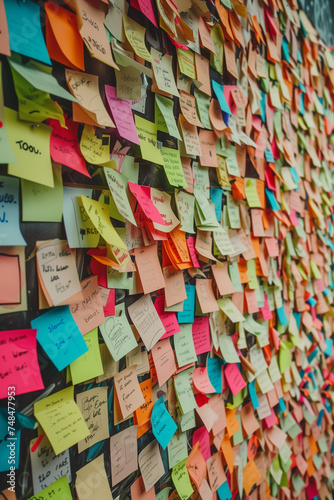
left=0, top=0, right=334, bottom=499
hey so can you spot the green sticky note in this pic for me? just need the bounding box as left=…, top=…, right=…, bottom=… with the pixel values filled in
left=247, top=259, right=259, bottom=289
left=180, top=409, right=196, bottom=431
left=69, top=328, right=104, bottom=385
left=161, top=147, right=187, bottom=188
left=27, top=477, right=72, bottom=500
left=174, top=324, right=197, bottom=368
left=194, top=89, right=212, bottom=129
left=210, top=24, right=224, bottom=75
left=245, top=178, right=262, bottom=208
left=174, top=368, right=197, bottom=414
left=21, top=164, right=63, bottom=222
left=99, top=313, right=138, bottom=362
left=155, top=94, right=181, bottom=140
left=134, top=115, right=164, bottom=165
left=172, top=458, right=194, bottom=500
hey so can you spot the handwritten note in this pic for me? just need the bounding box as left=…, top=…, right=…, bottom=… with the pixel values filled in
left=114, top=365, right=145, bottom=419
left=105, top=85, right=139, bottom=144
left=151, top=396, right=177, bottom=450
left=128, top=294, right=165, bottom=350
left=100, top=313, right=138, bottom=361
left=70, top=276, right=104, bottom=335
left=75, top=454, right=113, bottom=500
left=70, top=328, right=104, bottom=385
left=0, top=329, right=44, bottom=400
left=139, top=440, right=165, bottom=492
left=0, top=176, right=26, bottom=246
left=34, top=386, right=89, bottom=456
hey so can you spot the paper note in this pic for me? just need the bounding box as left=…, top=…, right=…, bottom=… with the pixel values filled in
left=217, top=297, right=245, bottom=323
left=174, top=324, right=197, bottom=368
left=75, top=454, right=113, bottom=500
left=105, top=85, right=139, bottom=144
left=151, top=396, right=177, bottom=449
left=27, top=476, right=72, bottom=500
left=69, top=276, right=104, bottom=335
left=4, top=0, right=51, bottom=64
left=81, top=195, right=126, bottom=250
left=0, top=175, right=26, bottom=246
left=100, top=313, right=138, bottom=361
left=123, top=14, right=152, bottom=62
left=30, top=434, right=71, bottom=494
left=174, top=368, right=197, bottom=414
left=134, top=115, right=164, bottom=165
left=218, top=335, right=240, bottom=364
left=0, top=329, right=44, bottom=400
left=172, top=458, right=193, bottom=500
left=66, top=70, right=115, bottom=128
left=139, top=440, right=165, bottom=492
left=5, top=107, right=54, bottom=188
left=130, top=476, right=155, bottom=499
left=225, top=363, right=247, bottom=396
left=31, top=305, right=88, bottom=371
left=155, top=94, right=181, bottom=140
left=192, top=317, right=211, bottom=354
left=114, top=365, right=145, bottom=419
left=36, top=239, right=82, bottom=307
left=161, top=147, right=187, bottom=189
left=151, top=339, right=177, bottom=387
left=196, top=279, right=219, bottom=313
left=151, top=48, right=179, bottom=96
left=110, top=425, right=138, bottom=485
left=34, top=386, right=89, bottom=456
left=134, top=244, right=165, bottom=294
left=70, top=328, right=104, bottom=385
left=0, top=0, right=10, bottom=56
left=128, top=294, right=165, bottom=350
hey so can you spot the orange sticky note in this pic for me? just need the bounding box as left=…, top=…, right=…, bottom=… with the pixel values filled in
left=243, top=459, right=262, bottom=495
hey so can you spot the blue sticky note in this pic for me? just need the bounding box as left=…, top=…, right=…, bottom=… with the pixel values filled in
left=299, top=93, right=305, bottom=115
left=317, top=409, right=324, bottom=427
left=151, top=396, right=177, bottom=450
left=210, top=187, right=223, bottom=222
left=260, top=92, right=266, bottom=123
left=324, top=338, right=333, bottom=356
left=249, top=380, right=259, bottom=409
left=207, top=358, right=223, bottom=393
left=31, top=306, right=88, bottom=371
left=178, top=284, right=195, bottom=323
left=0, top=176, right=26, bottom=246
left=290, top=167, right=300, bottom=186
left=265, top=187, right=281, bottom=211
left=4, top=0, right=51, bottom=65
left=293, top=312, right=301, bottom=329
left=282, top=38, right=290, bottom=63
left=265, top=149, right=275, bottom=163
left=212, top=81, right=231, bottom=115
left=0, top=409, right=36, bottom=472
left=278, top=397, right=286, bottom=413
left=276, top=306, right=289, bottom=326
left=217, top=481, right=232, bottom=500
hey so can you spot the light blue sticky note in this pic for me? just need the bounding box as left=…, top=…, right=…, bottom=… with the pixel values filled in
left=0, top=176, right=26, bottom=246
left=151, top=396, right=177, bottom=450
left=277, top=306, right=289, bottom=326
left=4, top=0, right=51, bottom=65
left=31, top=306, right=88, bottom=371
left=282, top=38, right=290, bottom=63
left=212, top=81, right=231, bottom=115
left=324, top=339, right=333, bottom=356
left=210, top=187, right=223, bottom=222
left=178, top=284, right=195, bottom=323
left=265, top=149, right=275, bottom=163
left=249, top=380, right=259, bottom=409
left=0, top=409, right=36, bottom=471
left=217, top=481, right=232, bottom=500
left=265, top=187, right=281, bottom=211
left=207, top=358, right=223, bottom=393
left=260, top=92, right=266, bottom=122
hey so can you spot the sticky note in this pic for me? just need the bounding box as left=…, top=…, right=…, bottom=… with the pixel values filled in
left=151, top=396, right=177, bottom=450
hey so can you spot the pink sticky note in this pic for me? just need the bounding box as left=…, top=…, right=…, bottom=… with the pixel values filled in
left=131, top=476, right=155, bottom=499
left=193, top=367, right=216, bottom=394
left=99, top=286, right=115, bottom=317
left=49, top=118, right=90, bottom=177
left=263, top=408, right=277, bottom=429
left=192, top=426, right=211, bottom=462
left=260, top=293, right=273, bottom=321
left=187, top=236, right=200, bottom=268
left=128, top=183, right=165, bottom=225
left=0, top=329, right=44, bottom=399
left=192, top=317, right=211, bottom=355
left=130, top=0, right=158, bottom=27
left=105, top=86, right=140, bottom=145
left=265, top=237, right=279, bottom=257
left=224, top=363, right=247, bottom=396
left=154, top=295, right=180, bottom=338
left=151, top=338, right=177, bottom=387
left=0, top=253, right=21, bottom=305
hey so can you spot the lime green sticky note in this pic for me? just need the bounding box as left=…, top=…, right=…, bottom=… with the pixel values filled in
left=232, top=412, right=244, bottom=445
left=5, top=107, right=54, bottom=187
left=155, top=94, right=181, bottom=140
left=245, top=178, right=261, bottom=208
left=70, top=329, right=104, bottom=385
left=279, top=341, right=292, bottom=373
left=247, top=259, right=259, bottom=290
left=210, top=23, right=224, bottom=75
left=134, top=115, right=164, bottom=165
left=161, top=147, right=187, bottom=189
left=172, top=458, right=193, bottom=500
left=9, top=62, right=65, bottom=126
left=27, top=476, right=72, bottom=500
left=194, top=89, right=212, bottom=130
left=21, top=164, right=63, bottom=222
left=34, top=386, right=89, bottom=455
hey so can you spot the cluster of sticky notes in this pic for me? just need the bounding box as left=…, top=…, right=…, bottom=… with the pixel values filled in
left=1, top=0, right=334, bottom=498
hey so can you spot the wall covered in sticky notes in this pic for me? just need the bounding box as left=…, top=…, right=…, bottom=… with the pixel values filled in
left=1, top=0, right=334, bottom=498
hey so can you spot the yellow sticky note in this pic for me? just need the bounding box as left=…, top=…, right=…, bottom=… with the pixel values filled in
left=34, top=386, right=89, bottom=455
left=80, top=125, right=110, bottom=165
left=123, top=14, right=152, bottom=62
left=81, top=195, right=127, bottom=250
left=5, top=107, right=54, bottom=187
left=177, top=48, right=196, bottom=79
left=134, top=115, right=164, bottom=165
left=161, top=147, right=187, bottom=189
left=69, top=328, right=104, bottom=385
left=245, top=178, right=262, bottom=208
